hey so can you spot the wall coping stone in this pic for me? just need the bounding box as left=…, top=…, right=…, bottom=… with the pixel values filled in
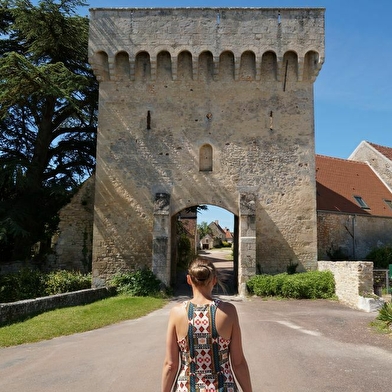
left=0, top=287, right=115, bottom=325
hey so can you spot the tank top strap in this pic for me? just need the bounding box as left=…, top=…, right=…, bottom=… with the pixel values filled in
left=186, top=301, right=196, bottom=390
left=210, top=299, right=225, bottom=388
left=212, top=298, right=222, bottom=308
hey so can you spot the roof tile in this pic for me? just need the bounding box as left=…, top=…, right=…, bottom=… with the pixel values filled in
left=368, top=141, right=392, bottom=161
left=316, top=154, right=392, bottom=217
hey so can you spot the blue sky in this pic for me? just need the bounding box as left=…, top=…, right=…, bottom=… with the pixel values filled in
left=84, top=0, right=392, bottom=230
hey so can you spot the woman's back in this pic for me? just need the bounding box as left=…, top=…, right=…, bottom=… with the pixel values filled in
left=173, top=299, right=236, bottom=342
left=161, top=259, right=252, bottom=392
left=174, top=299, right=238, bottom=392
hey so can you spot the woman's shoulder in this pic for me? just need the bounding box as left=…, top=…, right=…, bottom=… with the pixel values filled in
left=172, top=300, right=188, bottom=309
left=169, top=301, right=188, bottom=316
left=215, top=299, right=237, bottom=315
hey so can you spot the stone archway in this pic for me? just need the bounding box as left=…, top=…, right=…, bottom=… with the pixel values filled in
left=152, top=194, right=256, bottom=296
left=89, top=8, right=324, bottom=290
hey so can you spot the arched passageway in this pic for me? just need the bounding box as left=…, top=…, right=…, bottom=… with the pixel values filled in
left=172, top=205, right=238, bottom=295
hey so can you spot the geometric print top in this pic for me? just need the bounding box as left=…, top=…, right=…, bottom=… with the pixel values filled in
left=174, top=299, right=238, bottom=392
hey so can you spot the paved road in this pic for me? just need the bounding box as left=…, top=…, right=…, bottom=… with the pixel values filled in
left=1, top=296, right=392, bottom=392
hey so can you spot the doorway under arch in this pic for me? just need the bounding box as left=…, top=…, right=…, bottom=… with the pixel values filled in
left=171, top=205, right=238, bottom=296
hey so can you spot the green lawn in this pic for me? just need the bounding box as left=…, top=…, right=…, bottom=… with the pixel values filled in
left=0, top=295, right=167, bottom=347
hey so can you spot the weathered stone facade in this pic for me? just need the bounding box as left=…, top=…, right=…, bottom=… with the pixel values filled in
left=318, top=261, right=384, bottom=311
left=88, top=8, right=325, bottom=293
left=318, top=211, right=392, bottom=261
left=52, top=177, right=95, bottom=272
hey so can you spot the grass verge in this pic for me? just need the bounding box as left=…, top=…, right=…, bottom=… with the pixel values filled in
left=0, top=295, right=167, bottom=347
left=370, top=319, right=392, bottom=335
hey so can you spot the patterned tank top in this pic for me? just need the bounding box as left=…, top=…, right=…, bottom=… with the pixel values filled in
left=175, top=299, right=238, bottom=392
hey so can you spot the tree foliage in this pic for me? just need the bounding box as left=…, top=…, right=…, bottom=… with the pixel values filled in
left=365, top=246, right=392, bottom=269
left=0, top=0, right=98, bottom=261
left=197, top=221, right=212, bottom=239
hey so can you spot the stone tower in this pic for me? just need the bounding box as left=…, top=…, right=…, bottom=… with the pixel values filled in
left=88, top=8, right=325, bottom=294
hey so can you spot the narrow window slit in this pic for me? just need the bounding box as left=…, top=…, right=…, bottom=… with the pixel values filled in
left=147, top=110, right=151, bottom=129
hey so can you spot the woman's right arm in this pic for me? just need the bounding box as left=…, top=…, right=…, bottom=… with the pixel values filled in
left=161, top=307, right=180, bottom=392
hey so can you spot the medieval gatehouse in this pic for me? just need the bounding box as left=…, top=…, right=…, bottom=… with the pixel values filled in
left=88, top=8, right=325, bottom=294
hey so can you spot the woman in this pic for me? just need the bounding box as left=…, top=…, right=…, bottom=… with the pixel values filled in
left=162, top=258, right=253, bottom=392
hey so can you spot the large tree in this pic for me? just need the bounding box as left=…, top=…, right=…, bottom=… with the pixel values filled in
left=0, top=0, right=97, bottom=261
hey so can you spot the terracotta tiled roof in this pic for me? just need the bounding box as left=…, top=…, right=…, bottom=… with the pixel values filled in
left=368, top=141, right=392, bottom=161
left=316, top=155, right=392, bottom=217
left=224, top=228, right=233, bottom=240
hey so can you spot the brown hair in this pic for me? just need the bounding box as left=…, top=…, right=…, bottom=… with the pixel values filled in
left=188, top=258, right=217, bottom=287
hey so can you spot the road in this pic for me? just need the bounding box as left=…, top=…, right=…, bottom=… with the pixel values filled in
left=1, top=296, right=392, bottom=392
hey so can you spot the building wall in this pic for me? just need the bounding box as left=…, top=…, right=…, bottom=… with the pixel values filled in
left=52, top=177, right=95, bottom=272
left=349, top=141, right=392, bottom=190
left=88, top=8, right=325, bottom=286
left=317, top=211, right=392, bottom=260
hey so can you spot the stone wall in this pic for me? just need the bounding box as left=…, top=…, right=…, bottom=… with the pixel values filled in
left=88, top=8, right=325, bottom=288
left=52, top=176, right=95, bottom=272
left=317, top=211, right=392, bottom=260
left=318, top=261, right=383, bottom=312
left=0, top=287, right=113, bottom=325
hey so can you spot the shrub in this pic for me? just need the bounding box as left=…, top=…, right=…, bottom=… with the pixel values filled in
left=377, top=302, right=392, bottom=327
left=246, top=274, right=275, bottom=297
left=365, top=246, right=392, bottom=269
left=0, top=268, right=45, bottom=302
left=110, top=268, right=162, bottom=297
left=44, top=270, right=91, bottom=296
left=326, top=245, right=349, bottom=261
left=0, top=269, right=91, bottom=303
left=286, top=261, right=298, bottom=275
left=247, top=270, right=335, bottom=299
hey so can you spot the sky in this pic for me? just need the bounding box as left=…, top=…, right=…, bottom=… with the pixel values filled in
left=83, top=0, right=392, bottom=230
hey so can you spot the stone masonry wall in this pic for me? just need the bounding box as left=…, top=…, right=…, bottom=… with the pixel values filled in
left=88, top=8, right=325, bottom=286
left=0, top=287, right=113, bottom=325
left=317, top=211, right=392, bottom=260
left=318, top=261, right=383, bottom=311
left=52, top=176, right=95, bottom=272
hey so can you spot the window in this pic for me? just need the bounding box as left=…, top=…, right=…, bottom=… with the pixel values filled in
left=384, top=200, right=392, bottom=210
left=199, top=144, right=213, bottom=171
left=354, top=195, right=369, bottom=209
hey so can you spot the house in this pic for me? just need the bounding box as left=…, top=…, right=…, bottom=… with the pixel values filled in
left=223, top=228, right=233, bottom=244
left=208, top=221, right=226, bottom=247
left=177, top=209, right=198, bottom=254
left=349, top=141, right=392, bottom=190
left=199, top=221, right=230, bottom=249
left=316, top=153, right=392, bottom=260
left=200, top=234, right=214, bottom=250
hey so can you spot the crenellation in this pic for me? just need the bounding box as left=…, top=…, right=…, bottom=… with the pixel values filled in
left=91, top=49, right=324, bottom=83
left=89, top=8, right=324, bottom=84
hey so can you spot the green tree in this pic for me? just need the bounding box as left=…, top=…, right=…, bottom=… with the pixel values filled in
left=0, top=0, right=97, bottom=261
left=197, top=221, right=212, bottom=239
